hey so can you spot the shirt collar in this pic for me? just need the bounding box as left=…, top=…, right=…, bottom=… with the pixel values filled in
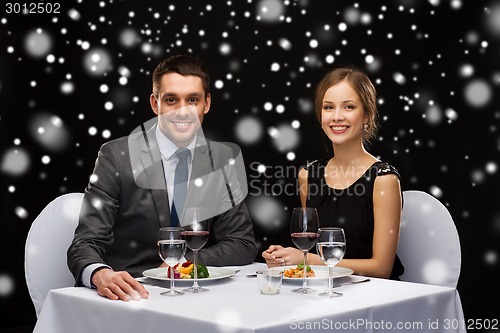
left=155, top=126, right=196, bottom=162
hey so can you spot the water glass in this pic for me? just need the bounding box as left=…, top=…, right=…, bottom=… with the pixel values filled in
left=257, top=270, right=283, bottom=295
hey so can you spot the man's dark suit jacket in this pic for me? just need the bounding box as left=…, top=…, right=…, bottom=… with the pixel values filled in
left=67, top=124, right=257, bottom=285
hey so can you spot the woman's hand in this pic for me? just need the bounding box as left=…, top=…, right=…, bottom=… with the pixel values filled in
left=262, top=245, right=304, bottom=267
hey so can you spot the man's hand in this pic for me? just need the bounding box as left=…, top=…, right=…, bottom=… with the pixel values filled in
left=91, top=268, right=149, bottom=301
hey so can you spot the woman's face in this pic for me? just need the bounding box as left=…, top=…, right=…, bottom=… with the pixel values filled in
left=321, top=80, right=367, bottom=146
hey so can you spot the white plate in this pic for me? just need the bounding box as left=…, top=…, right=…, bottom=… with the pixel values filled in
left=142, top=266, right=236, bottom=282
left=270, top=265, right=353, bottom=281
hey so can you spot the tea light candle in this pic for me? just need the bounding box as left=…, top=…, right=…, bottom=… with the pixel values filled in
left=260, top=284, right=279, bottom=295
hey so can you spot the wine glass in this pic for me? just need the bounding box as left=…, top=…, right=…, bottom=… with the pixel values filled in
left=316, top=227, right=346, bottom=297
left=157, top=227, right=187, bottom=296
left=181, top=207, right=210, bottom=293
left=290, top=207, right=319, bottom=293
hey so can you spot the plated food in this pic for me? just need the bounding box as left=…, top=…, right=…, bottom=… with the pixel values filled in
left=284, top=263, right=316, bottom=278
left=142, top=266, right=235, bottom=282
left=270, top=265, right=353, bottom=281
left=167, top=260, right=210, bottom=279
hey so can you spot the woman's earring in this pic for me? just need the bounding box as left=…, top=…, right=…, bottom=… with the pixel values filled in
left=363, top=123, right=369, bottom=131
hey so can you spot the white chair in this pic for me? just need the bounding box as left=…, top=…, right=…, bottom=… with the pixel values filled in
left=397, top=190, right=461, bottom=288
left=24, top=193, right=84, bottom=317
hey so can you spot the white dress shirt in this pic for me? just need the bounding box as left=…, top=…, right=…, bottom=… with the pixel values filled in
left=155, top=126, right=196, bottom=211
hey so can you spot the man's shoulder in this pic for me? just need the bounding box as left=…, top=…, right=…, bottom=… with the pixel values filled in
left=99, top=136, right=128, bottom=153
left=198, top=139, right=243, bottom=171
left=205, top=139, right=240, bottom=157
left=206, top=139, right=230, bottom=153
left=101, top=130, right=148, bottom=150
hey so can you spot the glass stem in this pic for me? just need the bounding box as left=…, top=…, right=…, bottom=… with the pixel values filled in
left=169, top=266, right=175, bottom=293
left=302, top=251, right=308, bottom=292
left=193, top=250, right=199, bottom=288
left=328, top=266, right=333, bottom=295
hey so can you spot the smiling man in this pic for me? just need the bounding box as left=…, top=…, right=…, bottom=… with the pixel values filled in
left=67, top=55, right=257, bottom=302
left=151, top=62, right=210, bottom=148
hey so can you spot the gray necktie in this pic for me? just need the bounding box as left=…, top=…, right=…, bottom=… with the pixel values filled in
left=171, top=148, right=191, bottom=226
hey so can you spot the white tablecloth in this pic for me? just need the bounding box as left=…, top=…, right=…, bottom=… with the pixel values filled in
left=34, top=263, right=465, bottom=333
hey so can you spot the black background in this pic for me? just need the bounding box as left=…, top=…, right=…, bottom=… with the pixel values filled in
left=1, top=0, right=499, bottom=332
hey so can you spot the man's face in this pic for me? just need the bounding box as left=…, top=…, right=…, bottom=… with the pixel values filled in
left=150, top=73, right=211, bottom=147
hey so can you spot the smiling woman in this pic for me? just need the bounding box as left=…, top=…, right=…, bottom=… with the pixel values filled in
left=263, top=67, right=404, bottom=281
left=320, top=81, right=366, bottom=147
left=314, top=68, right=378, bottom=145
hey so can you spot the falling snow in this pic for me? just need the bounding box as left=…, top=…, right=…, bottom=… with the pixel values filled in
left=463, top=79, right=492, bottom=108
left=1, top=148, right=31, bottom=176
left=1, top=1, right=499, bottom=323
left=0, top=274, right=15, bottom=297
left=235, top=116, right=263, bottom=144
left=23, top=29, right=53, bottom=58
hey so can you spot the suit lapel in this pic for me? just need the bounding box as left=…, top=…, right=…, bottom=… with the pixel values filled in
left=182, top=138, right=213, bottom=208
left=191, top=141, right=213, bottom=179
left=139, top=129, right=213, bottom=227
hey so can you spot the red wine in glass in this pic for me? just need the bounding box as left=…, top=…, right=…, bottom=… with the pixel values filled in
left=290, top=207, right=319, bottom=294
left=181, top=230, right=209, bottom=251
left=291, top=232, right=319, bottom=251
left=181, top=207, right=210, bottom=293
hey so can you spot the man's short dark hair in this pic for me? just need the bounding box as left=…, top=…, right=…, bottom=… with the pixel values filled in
left=152, top=55, right=210, bottom=98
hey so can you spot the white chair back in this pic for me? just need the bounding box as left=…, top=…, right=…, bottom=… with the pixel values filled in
left=24, top=193, right=83, bottom=317
left=398, top=190, right=461, bottom=288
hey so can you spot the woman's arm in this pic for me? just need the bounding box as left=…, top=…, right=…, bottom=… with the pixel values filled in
left=336, top=173, right=402, bottom=278
left=263, top=167, right=326, bottom=267
left=298, top=167, right=308, bottom=207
